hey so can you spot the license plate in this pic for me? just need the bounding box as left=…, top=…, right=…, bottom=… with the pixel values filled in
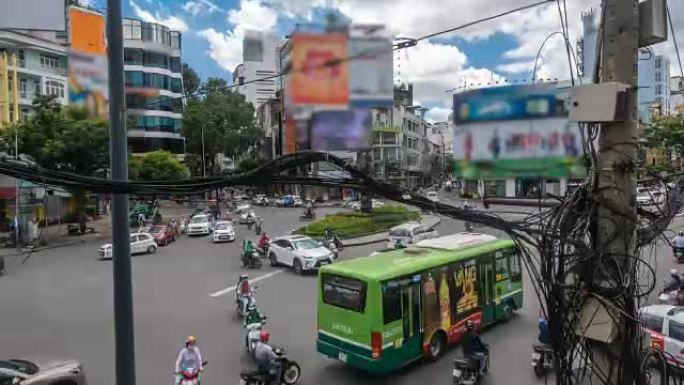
left=338, top=352, right=347, bottom=362
left=452, top=369, right=462, bottom=378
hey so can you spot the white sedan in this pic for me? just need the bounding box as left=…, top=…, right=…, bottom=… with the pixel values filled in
left=268, top=235, right=336, bottom=274
left=239, top=210, right=256, bottom=224
left=213, top=221, right=235, bottom=242
left=235, top=202, right=252, bottom=212
left=98, top=233, right=157, bottom=260
left=187, top=214, right=214, bottom=235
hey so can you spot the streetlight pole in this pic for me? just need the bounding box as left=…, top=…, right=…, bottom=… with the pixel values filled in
left=201, top=124, right=206, bottom=178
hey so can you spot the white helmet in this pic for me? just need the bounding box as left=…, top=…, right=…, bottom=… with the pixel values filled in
left=671, top=269, right=678, bottom=275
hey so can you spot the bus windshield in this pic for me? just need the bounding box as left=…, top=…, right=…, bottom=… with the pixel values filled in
left=322, top=274, right=366, bottom=313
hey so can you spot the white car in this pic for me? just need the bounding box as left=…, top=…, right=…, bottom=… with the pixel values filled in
left=212, top=221, right=235, bottom=242
left=98, top=232, right=157, bottom=260
left=351, top=199, right=384, bottom=211
left=641, top=304, right=684, bottom=369
left=426, top=191, right=439, bottom=202
left=293, top=197, right=304, bottom=207
left=235, top=202, right=252, bottom=212
left=187, top=214, right=214, bottom=236
left=239, top=210, right=256, bottom=224
left=268, top=235, right=336, bottom=274
left=386, top=222, right=439, bottom=248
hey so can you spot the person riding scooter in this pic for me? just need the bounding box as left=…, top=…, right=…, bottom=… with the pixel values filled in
left=673, top=232, right=684, bottom=258
left=258, top=232, right=270, bottom=256
left=254, top=331, right=281, bottom=385
left=664, top=269, right=683, bottom=293
left=244, top=303, right=264, bottom=328
left=235, top=274, right=252, bottom=314
left=462, top=320, right=488, bottom=376
left=175, top=336, right=204, bottom=385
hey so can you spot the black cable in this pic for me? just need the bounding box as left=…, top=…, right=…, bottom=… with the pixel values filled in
left=668, top=4, right=684, bottom=80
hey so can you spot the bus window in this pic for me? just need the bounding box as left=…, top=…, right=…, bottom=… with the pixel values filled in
left=495, top=254, right=509, bottom=281
left=508, top=249, right=522, bottom=279
left=382, top=283, right=402, bottom=324
left=322, top=274, right=367, bottom=312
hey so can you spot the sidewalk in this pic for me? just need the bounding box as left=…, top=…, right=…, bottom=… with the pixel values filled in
left=341, top=214, right=441, bottom=247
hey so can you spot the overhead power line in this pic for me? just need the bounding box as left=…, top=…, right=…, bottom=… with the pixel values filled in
left=667, top=4, right=684, bottom=79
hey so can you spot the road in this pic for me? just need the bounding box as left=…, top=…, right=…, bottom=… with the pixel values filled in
left=0, top=197, right=679, bottom=385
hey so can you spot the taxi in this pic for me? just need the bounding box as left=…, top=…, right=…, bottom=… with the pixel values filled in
left=641, top=304, right=684, bottom=368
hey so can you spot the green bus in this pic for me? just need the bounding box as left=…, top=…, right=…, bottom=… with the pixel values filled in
left=316, top=233, right=523, bottom=374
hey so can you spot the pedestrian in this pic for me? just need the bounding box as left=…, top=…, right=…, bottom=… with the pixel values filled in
left=29, top=217, right=39, bottom=246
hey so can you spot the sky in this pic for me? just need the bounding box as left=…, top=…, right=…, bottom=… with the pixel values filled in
left=85, top=0, right=683, bottom=122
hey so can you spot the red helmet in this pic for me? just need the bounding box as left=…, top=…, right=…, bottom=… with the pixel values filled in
left=259, top=330, right=270, bottom=342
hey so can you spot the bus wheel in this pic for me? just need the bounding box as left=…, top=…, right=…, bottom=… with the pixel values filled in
left=427, top=331, right=445, bottom=362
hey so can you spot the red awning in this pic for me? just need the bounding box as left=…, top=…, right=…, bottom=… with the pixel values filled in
left=0, top=187, right=16, bottom=199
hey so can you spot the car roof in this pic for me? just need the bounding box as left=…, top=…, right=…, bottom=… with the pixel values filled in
left=642, top=304, right=678, bottom=317
left=275, top=234, right=312, bottom=242
left=391, top=222, right=423, bottom=231
left=215, top=220, right=232, bottom=225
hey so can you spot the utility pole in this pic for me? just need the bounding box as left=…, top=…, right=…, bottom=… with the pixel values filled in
left=107, top=1, right=136, bottom=385
left=594, top=0, right=639, bottom=383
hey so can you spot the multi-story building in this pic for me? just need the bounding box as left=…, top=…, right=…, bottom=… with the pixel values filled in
left=638, top=53, right=671, bottom=123
left=671, top=76, right=684, bottom=117
left=577, top=9, right=598, bottom=82
left=122, top=18, right=184, bottom=156
left=0, top=29, right=68, bottom=125
left=233, top=33, right=281, bottom=109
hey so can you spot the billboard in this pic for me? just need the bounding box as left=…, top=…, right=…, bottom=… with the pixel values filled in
left=289, top=33, right=349, bottom=105
left=243, top=30, right=265, bottom=62
left=452, top=84, right=586, bottom=179
left=309, top=109, right=372, bottom=151
left=68, top=7, right=108, bottom=119
left=0, top=0, right=66, bottom=31
left=349, top=37, right=393, bottom=108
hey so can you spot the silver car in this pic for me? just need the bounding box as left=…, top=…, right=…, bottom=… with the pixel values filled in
left=0, top=358, right=87, bottom=385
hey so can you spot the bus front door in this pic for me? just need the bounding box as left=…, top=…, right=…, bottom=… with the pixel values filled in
left=480, top=262, right=496, bottom=326
left=399, top=281, right=422, bottom=360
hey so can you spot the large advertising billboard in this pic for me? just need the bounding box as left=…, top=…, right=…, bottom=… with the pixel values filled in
left=452, top=84, right=586, bottom=179
left=309, top=109, right=372, bottom=151
left=68, top=7, right=108, bottom=119
left=348, top=37, right=393, bottom=108
left=1, top=0, right=66, bottom=31
left=289, top=33, right=349, bottom=106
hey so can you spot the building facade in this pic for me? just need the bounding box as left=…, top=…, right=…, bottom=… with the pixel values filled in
left=671, top=76, right=684, bottom=117
left=233, top=34, right=281, bottom=109
left=638, top=53, right=671, bottom=123
left=577, top=9, right=598, bottom=82
left=0, top=30, right=68, bottom=125
left=122, top=18, right=184, bottom=156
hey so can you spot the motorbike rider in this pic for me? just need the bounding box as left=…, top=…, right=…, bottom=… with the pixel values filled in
left=175, top=336, right=204, bottom=384
left=462, top=320, right=488, bottom=375
left=242, top=239, right=256, bottom=259
left=538, top=316, right=551, bottom=345
left=664, top=269, right=683, bottom=293
left=673, top=231, right=684, bottom=255
left=235, top=274, right=252, bottom=313
left=255, top=331, right=281, bottom=384
left=244, top=303, right=264, bottom=328
left=258, top=232, right=270, bottom=254
left=304, top=201, right=314, bottom=218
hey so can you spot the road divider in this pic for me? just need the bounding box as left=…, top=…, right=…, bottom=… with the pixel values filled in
left=209, top=270, right=284, bottom=298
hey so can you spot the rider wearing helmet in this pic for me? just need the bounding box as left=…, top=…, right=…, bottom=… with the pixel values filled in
left=461, top=320, right=488, bottom=375
left=175, top=335, right=204, bottom=384
left=244, top=303, right=264, bottom=328
left=258, top=232, right=270, bottom=253
left=254, top=330, right=281, bottom=383
left=235, top=274, right=252, bottom=313
left=665, top=269, right=683, bottom=293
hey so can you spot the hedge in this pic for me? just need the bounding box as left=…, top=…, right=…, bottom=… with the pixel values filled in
left=296, top=205, right=420, bottom=238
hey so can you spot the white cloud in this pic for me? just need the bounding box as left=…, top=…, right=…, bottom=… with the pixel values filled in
left=497, top=60, right=534, bottom=74
left=198, top=0, right=279, bottom=72
left=425, top=107, right=451, bottom=123
left=129, top=0, right=189, bottom=32
left=182, top=0, right=220, bottom=16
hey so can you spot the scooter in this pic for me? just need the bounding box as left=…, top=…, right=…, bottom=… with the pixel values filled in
left=245, top=316, right=267, bottom=358
left=242, top=251, right=263, bottom=269
left=675, top=247, right=684, bottom=263
left=532, top=343, right=554, bottom=376
left=299, top=211, right=316, bottom=221
left=324, top=230, right=343, bottom=251
left=255, top=222, right=262, bottom=235
left=322, top=239, right=340, bottom=259
left=177, top=361, right=208, bottom=385
left=238, top=347, right=301, bottom=385
left=453, top=353, right=489, bottom=385
left=236, top=289, right=257, bottom=318
left=257, top=244, right=270, bottom=258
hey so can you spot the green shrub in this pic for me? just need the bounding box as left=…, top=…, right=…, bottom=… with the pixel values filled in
left=297, top=205, right=419, bottom=238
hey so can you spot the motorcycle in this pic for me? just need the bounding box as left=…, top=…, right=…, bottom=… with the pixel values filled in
left=242, top=250, right=263, bottom=269
left=255, top=222, right=262, bottom=235
left=675, top=247, right=684, bottom=263
left=238, top=347, right=301, bottom=385
left=322, top=239, right=340, bottom=259
left=299, top=211, right=316, bottom=221
left=324, top=230, right=343, bottom=251
left=257, top=244, right=270, bottom=258
left=532, top=343, right=553, bottom=376
left=245, top=316, right=267, bottom=358
left=453, top=353, right=489, bottom=385
left=177, top=361, right=208, bottom=385
left=236, top=288, right=257, bottom=318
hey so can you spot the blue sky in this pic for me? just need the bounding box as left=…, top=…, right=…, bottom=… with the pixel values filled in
left=79, top=0, right=681, bottom=121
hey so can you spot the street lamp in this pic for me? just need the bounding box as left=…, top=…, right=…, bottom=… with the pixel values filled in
left=201, top=124, right=206, bottom=178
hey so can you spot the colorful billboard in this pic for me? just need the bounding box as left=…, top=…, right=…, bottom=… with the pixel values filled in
left=68, top=7, right=108, bottom=119
left=289, top=33, right=349, bottom=105
left=452, top=84, right=586, bottom=179
left=348, top=36, right=393, bottom=108
left=309, top=109, right=372, bottom=151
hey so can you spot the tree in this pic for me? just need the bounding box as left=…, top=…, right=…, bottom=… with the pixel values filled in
left=182, top=63, right=201, bottom=98
left=183, top=78, right=262, bottom=176
left=129, top=150, right=187, bottom=181
left=2, top=96, right=109, bottom=176
left=642, top=116, right=684, bottom=171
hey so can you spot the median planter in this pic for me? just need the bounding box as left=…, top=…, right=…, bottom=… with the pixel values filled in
left=296, top=205, right=420, bottom=239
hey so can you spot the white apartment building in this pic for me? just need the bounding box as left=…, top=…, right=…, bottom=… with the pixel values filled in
left=233, top=33, right=281, bottom=109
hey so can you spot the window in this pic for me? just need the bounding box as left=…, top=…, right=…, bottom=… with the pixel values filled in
left=495, top=255, right=509, bottom=281
left=130, top=235, right=137, bottom=243
left=143, top=51, right=168, bottom=68
left=373, top=132, right=380, bottom=145
left=656, top=72, right=662, bottom=82
left=382, top=132, right=396, bottom=144
left=507, top=249, right=522, bottom=277
left=322, top=274, right=367, bottom=313
left=656, top=85, right=663, bottom=95
left=39, top=53, right=60, bottom=69
left=656, top=58, right=662, bottom=69
left=45, top=80, right=64, bottom=98
left=382, top=282, right=402, bottom=324
left=123, top=19, right=142, bottom=40
left=170, top=77, right=182, bottom=93
left=17, top=50, right=25, bottom=67
left=275, top=239, right=292, bottom=249
left=670, top=320, right=684, bottom=341
left=124, top=48, right=143, bottom=65
left=170, top=32, right=181, bottom=49
left=169, top=57, right=181, bottom=73
left=641, top=313, right=663, bottom=333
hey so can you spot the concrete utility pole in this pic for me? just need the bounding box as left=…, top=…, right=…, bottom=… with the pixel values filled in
left=107, top=0, right=136, bottom=384
left=594, top=0, right=639, bottom=383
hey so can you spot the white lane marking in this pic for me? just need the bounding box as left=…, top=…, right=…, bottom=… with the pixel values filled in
left=209, top=270, right=284, bottom=298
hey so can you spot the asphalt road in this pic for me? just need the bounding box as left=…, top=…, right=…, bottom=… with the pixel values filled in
left=0, top=198, right=680, bottom=385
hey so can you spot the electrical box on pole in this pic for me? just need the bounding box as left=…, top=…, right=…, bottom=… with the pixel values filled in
left=569, top=82, right=631, bottom=123
left=639, top=0, right=668, bottom=47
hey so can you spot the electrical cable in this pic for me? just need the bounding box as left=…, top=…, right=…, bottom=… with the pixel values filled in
left=667, top=4, right=684, bottom=80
